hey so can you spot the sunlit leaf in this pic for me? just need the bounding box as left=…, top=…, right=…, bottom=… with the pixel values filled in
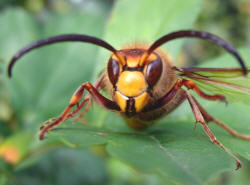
left=0, top=132, right=33, bottom=165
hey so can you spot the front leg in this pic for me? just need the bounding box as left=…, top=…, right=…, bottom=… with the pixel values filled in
left=39, top=82, right=120, bottom=140
left=66, top=72, right=106, bottom=120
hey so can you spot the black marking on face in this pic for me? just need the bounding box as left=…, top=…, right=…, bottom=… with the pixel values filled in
left=122, top=65, right=144, bottom=71
left=125, top=98, right=136, bottom=117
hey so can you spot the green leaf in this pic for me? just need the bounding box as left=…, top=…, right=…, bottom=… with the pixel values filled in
left=49, top=122, right=233, bottom=185
left=0, top=8, right=41, bottom=113
left=0, top=132, right=33, bottom=165
left=14, top=148, right=108, bottom=185
left=0, top=6, right=110, bottom=126
left=0, top=3, right=111, bottom=182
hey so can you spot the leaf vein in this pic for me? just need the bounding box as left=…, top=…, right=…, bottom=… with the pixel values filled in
left=150, top=135, right=202, bottom=184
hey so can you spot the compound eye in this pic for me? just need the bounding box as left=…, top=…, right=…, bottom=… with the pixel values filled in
left=107, top=58, right=120, bottom=85
left=145, top=57, right=163, bottom=87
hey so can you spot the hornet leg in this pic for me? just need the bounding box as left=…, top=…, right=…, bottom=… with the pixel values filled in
left=185, top=92, right=242, bottom=169
left=39, top=80, right=119, bottom=140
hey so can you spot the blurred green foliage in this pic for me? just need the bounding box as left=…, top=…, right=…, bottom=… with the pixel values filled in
left=184, top=0, right=250, bottom=66
left=0, top=0, right=250, bottom=185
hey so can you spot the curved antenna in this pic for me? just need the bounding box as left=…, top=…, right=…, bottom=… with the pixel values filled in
left=8, top=34, right=117, bottom=77
left=146, top=30, right=247, bottom=75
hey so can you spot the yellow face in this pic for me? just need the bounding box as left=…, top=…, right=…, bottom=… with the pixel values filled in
left=115, top=71, right=149, bottom=113
left=107, top=49, right=163, bottom=116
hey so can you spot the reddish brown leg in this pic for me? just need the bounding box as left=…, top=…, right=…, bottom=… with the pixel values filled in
left=72, top=73, right=106, bottom=121
left=67, top=72, right=106, bottom=120
left=192, top=98, right=250, bottom=140
left=39, top=81, right=120, bottom=140
left=143, top=79, right=226, bottom=112
left=67, top=97, right=90, bottom=119
left=182, top=79, right=227, bottom=103
left=185, top=92, right=242, bottom=170
left=74, top=98, right=92, bottom=122
left=39, top=97, right=91, bottom=130
left=40, top=73, right=106, bottom=130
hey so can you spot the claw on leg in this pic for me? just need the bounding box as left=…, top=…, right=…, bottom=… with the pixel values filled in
left=39, top=78, right=120, bottom=140
left=38, top=74, right=106, bottom=140
left=39, top=105, right=72, bottom=140
left=186, top=92, right=242, bottom=169
left=40, top=117, right=58, bottom=130
left=39, top=96, right=91, bottom=139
